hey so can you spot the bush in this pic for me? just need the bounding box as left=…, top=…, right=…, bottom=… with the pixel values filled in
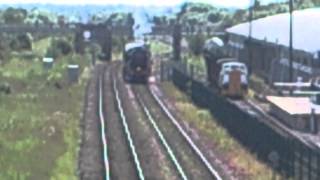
left=10, top=33, right=33, bottom=51
left=0, top=82, right=11, bottom=94
left=0, top=39, right=10, bottom=63
left=46, top=38, right=73, bottom=58
left=112, top=36, right=125, bottom=53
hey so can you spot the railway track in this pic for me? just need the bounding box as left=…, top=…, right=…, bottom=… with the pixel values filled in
left=98, top=76, right=110, bottom=180
left=132, top=84, right=223, bottom=180
left=134, top=90, right=188, bottom=180
left=98, top=62, right=184, bottom=180
left=94, top=62, right=223, bottom=180
left=112, top=62, right=182, bottom=180
left=98, top=64, right=141, bottom=180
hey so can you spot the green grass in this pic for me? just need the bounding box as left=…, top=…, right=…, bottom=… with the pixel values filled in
left=33, top=37, right=52, bottom=56
left=161, top=82, right=280, bottom=179
left=0, top=57, right=43, bottom=80
left=183, top=55, right=206, bottom=75
left=0, top=37, right=90, bottom=180
left=150, top=40, right=172, bottom=55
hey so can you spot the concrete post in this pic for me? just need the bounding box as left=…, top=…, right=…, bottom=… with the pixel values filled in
left=160, top=61, right=164, bottom=82
left=68, top=64, right=80, bottom=83
left=43, top=57, right=54, bottom=70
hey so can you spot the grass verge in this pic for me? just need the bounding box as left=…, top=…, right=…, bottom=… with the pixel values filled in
left=0, top=37, right=90, bottom=180
left=150, top=40, right=172, bottom=55
left=161, top=82, right=280, bottom=180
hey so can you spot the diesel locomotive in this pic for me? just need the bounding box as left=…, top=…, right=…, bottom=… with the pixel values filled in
left=123, top=41, right=151, bottom=83
left=203, top=37, right=248, bottom=97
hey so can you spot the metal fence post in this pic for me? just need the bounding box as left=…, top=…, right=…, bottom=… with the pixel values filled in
left=160, top=61, right=164, bottom=81
left=190, top=65, right=194, bottom=80
left=292, top=140, right=297, bottom=180
left=299, top=144, right=303, bottom=180
left=184, top=62, right=188, bottom=75
left=317, top=153, right=320, bottom=179
left=168, top=62, right=173, bottom=81
left=308, top=148, right=311, bottom=180
left=195, top=66, right=199, bottom=81
left=288, top=139, right=296, bottom=178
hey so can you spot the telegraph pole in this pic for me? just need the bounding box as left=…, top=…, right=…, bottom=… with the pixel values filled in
left=289, top=0, right=293, bottom=82
left=248, top=0, right=254, bottom=75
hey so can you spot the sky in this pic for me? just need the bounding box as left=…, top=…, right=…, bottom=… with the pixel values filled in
left=0, top=0, right=287, bottom=8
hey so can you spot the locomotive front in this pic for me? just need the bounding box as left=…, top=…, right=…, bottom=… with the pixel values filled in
left=219, top=61, right=248, bottom=97
left=123, top=41, right=151, bottom=83
left=203, top=37, right=248, bottom=98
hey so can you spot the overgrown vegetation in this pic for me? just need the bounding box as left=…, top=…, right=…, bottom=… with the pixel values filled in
left=10, top=33, right=33, bottom=51
left=46, top=37, right=73, bottom=59
left=150, top=40, right=172, bottom=55
left=0, top=36, right=90, bottom=179
left=182, top=55, right=206, bottom=75
left=186, top=33, right=206, bottom=56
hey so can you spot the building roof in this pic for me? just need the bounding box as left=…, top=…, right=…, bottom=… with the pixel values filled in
left=226, top=8, right=320, bottom=54
left=216, top=58, right=238, bottom=64
left=267, top=96, right=320, bottom=115
left=223, top=61, right=245, bottom=66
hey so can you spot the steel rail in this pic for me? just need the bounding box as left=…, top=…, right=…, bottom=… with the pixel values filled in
left=135, top=92, right=188, bottom=180
left=98, top=77, right=110, bottom=180
left=112, top=78, right=145, bottom=180
left=149, top=87, right=223, bottom=180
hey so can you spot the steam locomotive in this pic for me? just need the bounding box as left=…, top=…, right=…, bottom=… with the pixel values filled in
left=123, top=41, right=151, bottom=83
left=203, top=37, right=248, bottom=97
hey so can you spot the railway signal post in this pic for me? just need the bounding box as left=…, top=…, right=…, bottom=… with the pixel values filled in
left=248, top=0, right=254, bottom=76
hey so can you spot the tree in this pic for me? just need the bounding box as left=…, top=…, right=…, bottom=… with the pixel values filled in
left=126, top=13, right=135, bottom=27
left=3, top=8, right=27, bottom=24
left=187, top=33, right=206, bottom=56
left=254, top=0, right=261, bottom=8
left=208, top=12, right=221, bottom=23
left=232, top=9, right=248, bottom=23
left=37, top=14, right=51, bottom=25
left=153, top=16, right=162, bottom=26
left=126, top=13, right=135, bottom=40
left=46, top=38, right=72, bottom=58
left=58, top=15, right=66, bottom=27
left=312, top=0, right=320, bottom=6
left=153, top=16, right=168, bottom=26
left=10, top=33, right=33, bottom=51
